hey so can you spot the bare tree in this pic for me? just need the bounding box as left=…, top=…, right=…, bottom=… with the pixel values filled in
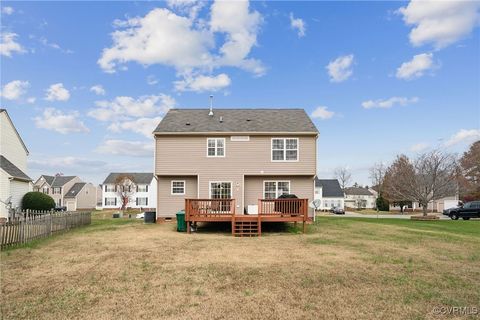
left=383, top=150, right=458, bottom=216
left=458, top=140, right=480, bottom=201
left=115, top=174, right=137, bottom=211
left=369, top=162, right=386, bottom=194
left=334, top=167, right=352, bottom=190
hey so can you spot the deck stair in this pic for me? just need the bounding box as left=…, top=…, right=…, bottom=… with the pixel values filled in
left=233, top=216, right=260, bottom=237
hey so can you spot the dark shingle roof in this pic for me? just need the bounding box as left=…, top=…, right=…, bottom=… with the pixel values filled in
left=64, top=182, right=86, bottom=198
left=37, top=175, right=77, bottom=187
left=344, top=187, right=373, bottom=196
left=103, top=173, right=154, bottom=185
left=0, top=155, right=32, bottom=181
left=154, top=109, right=319, bottom=134
left=315, top=179, right=344, bottom=197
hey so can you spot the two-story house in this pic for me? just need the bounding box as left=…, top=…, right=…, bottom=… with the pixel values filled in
left=33, top=175, right=97, bottom=210
left=153, top=108, right=319, bottom=222
left=101, top=173, right=157, bottom=210
left=344, top=187, right=376, bottom=209
left=0, top=109, right=32, bottom=218
left=314, top=179, right=345, bottom=211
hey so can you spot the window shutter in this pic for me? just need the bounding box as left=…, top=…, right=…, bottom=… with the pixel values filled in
left=115, top=185, right=117, bottom=192
left=114, top=198, right=117, bottom=206
left=105, top=185, right=107, bottom=192
left=146, top=198, right=148, bottom=206
left=146, top=185, right=148, bottom=192
left=136, top=185, right=138, bottom=192
left=136, top=198, right=138, bottom=205
left=104, top=198, right=107, bottom=205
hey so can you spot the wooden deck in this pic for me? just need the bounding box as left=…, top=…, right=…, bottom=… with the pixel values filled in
left=185, top=198, right=309, bottom=237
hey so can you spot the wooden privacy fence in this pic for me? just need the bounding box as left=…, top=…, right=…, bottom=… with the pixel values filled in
left=0, top=211, right=91, bottom=250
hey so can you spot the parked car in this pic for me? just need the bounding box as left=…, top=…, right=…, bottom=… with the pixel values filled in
left=54, top=206, right=66, bottom=212
left=330, top=207, right=345, bottom=215
left=443, top=201, right=480, bottom=220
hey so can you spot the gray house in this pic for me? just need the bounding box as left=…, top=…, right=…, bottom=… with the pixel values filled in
left=314, top=179, right=345, bottom=210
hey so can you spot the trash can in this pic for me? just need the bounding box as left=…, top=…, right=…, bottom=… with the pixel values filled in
left=176, top=210, right=186, bottom=232
left=144, top=211, right=156, bottom=224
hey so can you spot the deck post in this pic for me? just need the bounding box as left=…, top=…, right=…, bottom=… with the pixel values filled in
left=231, top=214, right=235, bottom=236
left=257, top=214, right=261, bottom=237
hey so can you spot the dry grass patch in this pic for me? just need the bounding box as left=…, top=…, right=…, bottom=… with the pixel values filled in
left=1, top=216, right=479, bottom=319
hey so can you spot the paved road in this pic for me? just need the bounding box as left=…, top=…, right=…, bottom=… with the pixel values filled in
left=324, top=212, right=450, bottom=220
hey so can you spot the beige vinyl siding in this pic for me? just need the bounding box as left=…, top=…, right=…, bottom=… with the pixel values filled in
left=76, top=183, right=97, bottom=209
left=157, top=176, right=197, bottom=217
left=244, top=176, right=315, bottom=217
left=155, top=135, right=316, bottom=176
left=0, top=112, right=28, bottom=172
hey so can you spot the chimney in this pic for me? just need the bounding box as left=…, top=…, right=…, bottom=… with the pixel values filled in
left=208, top=95, right=214, bottom=116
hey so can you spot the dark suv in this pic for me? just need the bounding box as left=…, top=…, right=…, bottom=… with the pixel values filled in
left=443, top=201, right=480, bottom=220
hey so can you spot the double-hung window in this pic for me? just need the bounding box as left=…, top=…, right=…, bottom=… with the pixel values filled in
left=272, top=138, right=298, bottom=161
left=105, top=197, right=116, bottom=206
left=105, top=185, right=115, bottom=192
left=137, top=185, right=148, bottom=192
left=171, top=181, right=185, bottom=195
left=136, top=197, right=148, bottom=206
left=207, top=138, right=225, bottom=157
left=263, top=181, right=290, bottom=199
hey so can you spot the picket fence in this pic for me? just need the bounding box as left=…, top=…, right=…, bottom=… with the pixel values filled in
left=0, top=211, right=91, bottom=250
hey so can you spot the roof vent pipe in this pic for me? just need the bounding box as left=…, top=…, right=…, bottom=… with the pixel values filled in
left=208, top=95, right=214, bottom=116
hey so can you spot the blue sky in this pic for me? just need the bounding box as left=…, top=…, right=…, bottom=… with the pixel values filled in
left=1, top=1, right=479, bottom=186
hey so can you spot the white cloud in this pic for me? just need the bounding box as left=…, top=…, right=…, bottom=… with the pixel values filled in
left=362, top=96, right=419, bottom=109
left=410, top=142, right=429, bottom=152
left=396, top=53, right=435, bottom=80
left=99, top=1, right=264, bottom=85
left=27, top=97, right=36, bottom=104
left=38, top=37, right=74, bottom=54
left=326, top=54, right=354, bottom=83
left=34, top=108, right=89, bottom=134
left=147, top=75, right=158, bottom=85
left=174, top=73, right=231, bottom=92
left=108, top=117, right=162, bottom=138
left=45, top=83, right=70, bottom=101
left=2, top=6, right=14, bottom=15
left=90, top=85, right=106, bottom=96
left=397, top=1, right=480, bottom=49
left=29, top=157, right=107, bottom=171
left=0, top=80, right=29, bottom=100
left=311, top=106, right=335, bottom=120
left=88, top=93, right=175, bottom=121
left=166, top=0, right=205, bottom=18
left=0, top=32, right=25, bottom=57
left=96, top=140, right=154, bottom=157
left=444, top=129, right=480, bottom=147
left=289, top=13, right=306, bottom=37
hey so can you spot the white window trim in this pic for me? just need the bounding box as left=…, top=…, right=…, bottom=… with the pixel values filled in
left=206, top=138, right=226, bottom=158
left=271, top=138, right=299, bottom=162
left=230, top=136, right=250, bottom=141
left=208, top=181, right=233, bottom=199
left=171, top=180, right=186, bottom=195
left=263, top=180, right=291, bottom=199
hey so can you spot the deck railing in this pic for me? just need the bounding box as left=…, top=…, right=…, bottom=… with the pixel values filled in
left=185, top=199, right=235, bottom=219
left=258, top=198, right=309, bottom=218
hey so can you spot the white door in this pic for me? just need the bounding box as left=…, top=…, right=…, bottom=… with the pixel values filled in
left=66, top=200, right=76, bottom=211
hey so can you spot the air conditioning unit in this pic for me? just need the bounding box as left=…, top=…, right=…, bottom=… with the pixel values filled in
left=247, top=205, right=258, bottom=215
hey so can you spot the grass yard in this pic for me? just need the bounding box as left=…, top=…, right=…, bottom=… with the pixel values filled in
left=1, top=214, right=479, bottom=320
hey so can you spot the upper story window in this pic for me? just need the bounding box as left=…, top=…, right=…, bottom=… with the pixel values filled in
left=271, top=138, right=298, bottom=161
left=207, top=138, right=225, bottom=157
left=53, top=187, right=62, bottom=194
left=137, top=185, right=148, bottom=192
left=105, top=185, right=115, bottom=192
left=42, top=187, right=49, bottom=194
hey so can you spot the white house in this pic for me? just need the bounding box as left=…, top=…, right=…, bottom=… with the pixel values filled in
left=344, top=187, right=376, bottom=209
left=0, top=109, right=32, bottom=218
left=101, top=173, right=157, bottom=210
left=314, top=178, right=345, bottom=210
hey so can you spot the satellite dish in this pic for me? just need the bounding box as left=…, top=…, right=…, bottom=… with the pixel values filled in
left=309, top=199, right=321, bottom=210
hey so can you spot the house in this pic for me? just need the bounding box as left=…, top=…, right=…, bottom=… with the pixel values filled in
left=344, top=186, right=376, bottom=209
left=314, top=179, right=344, bottom=211
left=101, top=173, right=157, bottom=210
left=153, top=108, right=318, bottom=226
left=0, top=109, right=32, bottom=218
left=33, top=175, right=96, bottom=210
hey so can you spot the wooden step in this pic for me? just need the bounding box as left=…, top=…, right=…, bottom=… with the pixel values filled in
left=233, top=220, right=260, bottom=237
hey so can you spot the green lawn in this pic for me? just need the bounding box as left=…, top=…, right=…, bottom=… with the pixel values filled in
left=1, top=215, right=479, bottom=319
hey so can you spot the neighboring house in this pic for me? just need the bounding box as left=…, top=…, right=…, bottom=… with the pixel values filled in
left=101, top=173, right=157, bottom=210
left=389, top=196, right=459, bottom=212
left=33, top=175, right=96, bottom=210
left=344, top=187, right=376, bottom=209
left=153, top=108, right=318, bottom=219
left=0, top=109, right=32, bottom=218
left=314, top=179, right=344, bottom=210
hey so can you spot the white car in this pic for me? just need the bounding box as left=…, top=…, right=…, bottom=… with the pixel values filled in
left=136, top=212, right=145, bottom=219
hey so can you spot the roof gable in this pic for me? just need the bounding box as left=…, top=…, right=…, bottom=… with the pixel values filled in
left=154, top=109, right=319, bottom=134
left=344, top=187, right=373, bottom=196
left=1, top=109, right=29, bottom=155
left=64, top=182, right=87, bottom=198
left=103, top=173, right=154, bottom=185
left=0, top=155, right=32, bottom=181
left=315, top=179, right=344, bottom=197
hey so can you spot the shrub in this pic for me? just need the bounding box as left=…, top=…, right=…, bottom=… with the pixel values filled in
left=22, top=192, right=55, bottom=211
left=376, top=196, right=390, bottom=211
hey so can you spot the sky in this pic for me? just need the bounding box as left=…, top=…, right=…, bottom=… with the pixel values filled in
left=1, top=0, right=479, bottom=186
